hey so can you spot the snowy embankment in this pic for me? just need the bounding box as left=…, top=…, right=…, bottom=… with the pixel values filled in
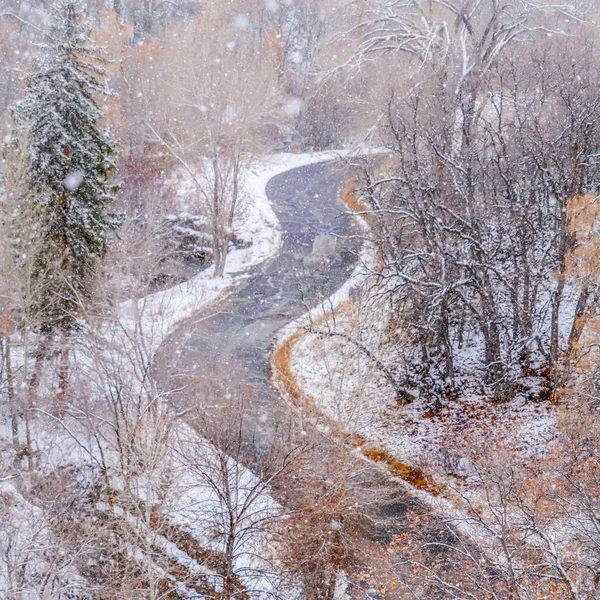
left=274, top=171, right=556, bottom=499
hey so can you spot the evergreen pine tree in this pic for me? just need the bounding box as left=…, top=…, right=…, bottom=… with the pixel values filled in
left=12, top=0, right=118, bottom=334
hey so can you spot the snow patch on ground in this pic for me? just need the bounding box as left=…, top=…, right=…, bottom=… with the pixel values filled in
left=290, top=318, right=556, bottom=472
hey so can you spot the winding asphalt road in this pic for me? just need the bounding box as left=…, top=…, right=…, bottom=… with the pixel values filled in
left=155, top=159, right=416, bottom=598
left=158, top=160, right=363, bottom=446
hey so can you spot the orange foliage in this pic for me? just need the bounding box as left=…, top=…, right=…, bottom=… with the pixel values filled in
left=91, top=12, right=164, bottom=153
left=260, top=24, right=285, bottom=71
left=271, top=331, right=306, bottom=408
left=355, top=435, right=437, bottom=493
left=566, top=193, right=600, bottom=279
left=90, top=11, right=134, bottom=139
left=565, top=193, right=600, bottom=373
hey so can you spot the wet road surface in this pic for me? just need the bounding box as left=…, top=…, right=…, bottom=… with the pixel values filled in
left=158, top=160, right=362, bottom=437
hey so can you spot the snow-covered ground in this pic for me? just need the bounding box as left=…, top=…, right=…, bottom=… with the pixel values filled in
left=0, top=413, right=289, bottom=598
left=289, top=308, right=556, bottom=475
left=278, top=178, right=557, bottom=498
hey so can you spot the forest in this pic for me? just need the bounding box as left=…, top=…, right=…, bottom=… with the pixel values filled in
left=1, top=0, right=600, bottom=599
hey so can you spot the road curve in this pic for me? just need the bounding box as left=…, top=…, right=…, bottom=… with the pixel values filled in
left=155, top=159, right=417, bottom=597
left=157, top=160, right=362, bottom=446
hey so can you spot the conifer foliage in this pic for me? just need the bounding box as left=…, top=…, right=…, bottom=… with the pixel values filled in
left=12, top=0, right=118, bottom=333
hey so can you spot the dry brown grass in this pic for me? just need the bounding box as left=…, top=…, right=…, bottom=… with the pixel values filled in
left=339, top=177, right=365, bottom=213
left=271, top=331, right=307, bottom=408
left=353, top=434, right=438, bottom=494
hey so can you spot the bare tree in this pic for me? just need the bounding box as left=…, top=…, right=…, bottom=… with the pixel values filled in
left=336, top=0, right=584, bottom=75
left=389, top=443, right=600, bottom=600
left=354, top=31, right=600, bottom=399
left=175, top=396, right=307, bottom=599
left=0, top=134, right=50, bottom=465
left=151, top=6, right=282, bottom=278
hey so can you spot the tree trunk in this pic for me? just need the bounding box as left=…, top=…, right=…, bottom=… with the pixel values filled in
left=144, top=0, right=153, bottom=35
left=479, top=287, right=504, bottom=386
left=26, top=335, right=50, bottom=471
left=439, top=299, right=455, bottom=385
left=222, top=532, right=236, bottom=600
left=521, top=258, right=533, bottom=338
left=481, top=322, right=503, bottom=383
left=212, top=235, right=227, bottom=278
left=567, top=285, right=592, bottom=356
left=550, top=272, right=566, bottom=369
left=2, top=337, right=19, bottom=454
left=55, top=331, right=71, bottom=417
left=556, top=284, right=595, bottom=392
left=550, top=199, right=570, bottom=369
